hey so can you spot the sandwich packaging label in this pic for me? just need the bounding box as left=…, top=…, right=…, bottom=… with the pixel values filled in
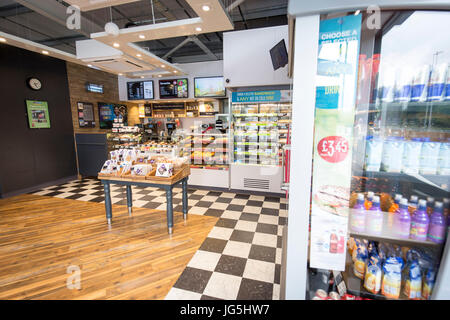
left=309, top=14, right=361, bottom=271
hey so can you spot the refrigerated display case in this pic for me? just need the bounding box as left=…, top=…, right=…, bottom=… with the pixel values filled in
left=230, top=99, right=291, bottom=193
left=284, top=4, right=450, bottom=300
left=174, top=127, right=230, bottom=188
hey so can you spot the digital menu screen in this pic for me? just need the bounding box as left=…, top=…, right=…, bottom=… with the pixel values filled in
left=194, top=76, right=226, bottom=98
left=127, top=81, right=154, bottom=100
left=159, top=78, right=188, bottom=99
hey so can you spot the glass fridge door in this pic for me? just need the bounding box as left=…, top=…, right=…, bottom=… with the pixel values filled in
left=307, top=10, right=449, bottom=300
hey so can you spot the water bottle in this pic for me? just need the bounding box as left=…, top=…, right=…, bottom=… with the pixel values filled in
left=351, top=193, right=366, bottom=233
left=427, top=202, right=446, bottom=244
left=410, top=199, right=429, bottom=241
left=366, top=196, right=383, bottom=235
left=393, top=198, right=411, bottom=239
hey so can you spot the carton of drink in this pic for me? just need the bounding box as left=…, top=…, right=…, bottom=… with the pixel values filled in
left=428, top=63, right=447, bottom=101
left=411, top=65, right=430, bottom=102
left=395, top=68, right=413, bottom=102
left=445, top=65, right=450, bottom=100
left=379, top=68, right=396, bottom=103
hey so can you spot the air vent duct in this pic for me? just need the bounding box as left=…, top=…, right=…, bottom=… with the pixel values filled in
left=244, top=178, right=270, bottom=190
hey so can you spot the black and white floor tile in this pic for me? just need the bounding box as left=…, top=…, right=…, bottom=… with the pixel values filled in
left=31, top=178, right=288, bottom=300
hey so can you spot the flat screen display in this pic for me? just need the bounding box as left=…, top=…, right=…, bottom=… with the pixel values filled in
left=98, top=103, right=127, bottom=129
left=194, top=76, right=226, bottom=98
left=269, top=39, right=288, bottom=71
left=86, top=83, right=104, bottom=93
left=159, top=78, right=188, bottom=99
left=127, top=81, right=154, bottom=100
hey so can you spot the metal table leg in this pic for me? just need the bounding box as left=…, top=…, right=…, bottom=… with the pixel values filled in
left=166, top=187, right=174, bottom=234
left=103, top=181, right=112, bottom=225
left=126, top=185, right=133, bottom=215
left=182, top=177, right=188, bottom=221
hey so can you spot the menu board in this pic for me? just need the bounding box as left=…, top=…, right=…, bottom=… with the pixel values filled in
left=159, top=78, right=188, bottom=99
left=127, top=81, right=154, bottom=100
left=77, top=102, right=95, bottom=128
left=26, top=100, right=50, bottom=129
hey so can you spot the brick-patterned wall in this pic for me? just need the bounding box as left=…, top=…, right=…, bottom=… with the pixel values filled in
left=66, top=62, right=139, bottom=133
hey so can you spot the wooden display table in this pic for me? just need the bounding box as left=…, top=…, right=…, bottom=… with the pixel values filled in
left=98, top=164, right=190, bottom=234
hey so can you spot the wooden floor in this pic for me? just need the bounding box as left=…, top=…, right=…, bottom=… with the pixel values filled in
left=0, top=194, right=217, bottom=300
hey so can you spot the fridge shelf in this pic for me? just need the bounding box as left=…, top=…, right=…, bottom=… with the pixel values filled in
left=349, top=230, right=442, bottom=248
left=361, top=170, right=449, bottom=192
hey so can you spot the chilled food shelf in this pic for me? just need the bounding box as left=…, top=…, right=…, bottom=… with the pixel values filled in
left=233, top=113, right=279, bottom=117
left=234, top=122, right=278, bottom=127
left=235, top=141, right=279, bottom=147
left=362, top=170, right=450, bottom=192
left=348, top=210, right=444, bottom=248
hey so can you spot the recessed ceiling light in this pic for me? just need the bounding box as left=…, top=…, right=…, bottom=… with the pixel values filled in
left=202, top=5, right=210, bottom=11
left=113, top=42, right=120, bottom=48
left=174, top=70, right=178, bottom=73
left=118, top=73, right=123, bottom=76
left=87, top=64, right=93, bottom=67
left=161, top=64, right=165, bottom=68
left=42, top=50, right=49, bottom=55
left=141, top=76, right=145, bottom=79
left=136, top=53, right=142, bottom=57
left=158, top=75, right=162, bottom=77
left=195, top=27, right=202, bottom=32
left=139, top=34, right=145, bottom=39
left=0, top=37, right=6, bottom=42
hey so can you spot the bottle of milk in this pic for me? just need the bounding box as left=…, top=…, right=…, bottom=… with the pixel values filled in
left=437, top=138, right=450, bottom=175
left=402, top=132, right=423, bottom=175
left=381, top=128, right=405, bottom=173
left=419, top=136, right=441, bottom=175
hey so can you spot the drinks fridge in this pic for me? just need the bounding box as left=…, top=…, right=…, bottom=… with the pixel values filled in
left=284, top=6, right=450, bottom=300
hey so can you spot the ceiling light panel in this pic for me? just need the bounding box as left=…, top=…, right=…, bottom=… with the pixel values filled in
left=64, top=0, right=141, bottom=12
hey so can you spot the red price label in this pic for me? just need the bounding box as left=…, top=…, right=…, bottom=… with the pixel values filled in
left=317, top=136, right=349, bottom=163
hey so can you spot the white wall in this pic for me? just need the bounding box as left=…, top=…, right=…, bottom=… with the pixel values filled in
left=118, top=60, right=224, bottom=101
left=223, top=25, right=292, bottom=88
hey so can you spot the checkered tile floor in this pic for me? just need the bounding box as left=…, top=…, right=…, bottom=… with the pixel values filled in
left=31, top=178, right=288, bottom=300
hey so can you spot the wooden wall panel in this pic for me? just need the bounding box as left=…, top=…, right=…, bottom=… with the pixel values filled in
left=66, top=62, right=138, bottom=134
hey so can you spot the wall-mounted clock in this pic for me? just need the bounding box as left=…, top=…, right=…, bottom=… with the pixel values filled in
left=27, top=77, right=42, bottom=91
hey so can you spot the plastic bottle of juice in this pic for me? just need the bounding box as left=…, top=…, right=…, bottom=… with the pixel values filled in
left=408, top=195, right=419, bottom=215
left=427, top=201, right=446, bottom=244
left=351, top=193, right=366, bottom=233
left=393, top=198, right=411, bottom=239
left=426, top=197, right=435, bottom=216
left=387, top=194, right=402, bottom=229
left=410, top=199, right=429, bottom=241
left=366, top=196, right=383, bottom=235
left=365, top=191, right=375, bottom=210
left=443, top=198, right=449, bottom=219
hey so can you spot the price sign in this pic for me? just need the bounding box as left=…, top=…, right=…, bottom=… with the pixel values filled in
left=317, top=136, right=349, bottom=163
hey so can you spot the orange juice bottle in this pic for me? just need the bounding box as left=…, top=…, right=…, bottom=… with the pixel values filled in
left=408, top=195, right=419, bottom=214
left=387, top=194, right=402, bottom=228
left=365, top=191, right=374, bottom=210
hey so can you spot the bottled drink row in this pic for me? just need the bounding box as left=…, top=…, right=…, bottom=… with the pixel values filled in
left=365, top=130, right=450, bottom=175
left=348, top=239, right=437, bottom=299
left=376, top=62, right=449, bottom=103
left=350, top=192, right=449, bottom=244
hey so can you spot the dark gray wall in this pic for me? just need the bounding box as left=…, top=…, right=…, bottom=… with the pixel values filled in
left=0, top=44, right=77, bottom=196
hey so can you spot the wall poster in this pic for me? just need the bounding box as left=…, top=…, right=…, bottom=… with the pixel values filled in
left=26, top=100, right=50, bottom=129
left=77, top=102, right=95, bottom=128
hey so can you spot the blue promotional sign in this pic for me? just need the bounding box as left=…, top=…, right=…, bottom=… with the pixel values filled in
left=232, top=90, right=281, bottom=103
left=315, top=14, right=361, bottom=109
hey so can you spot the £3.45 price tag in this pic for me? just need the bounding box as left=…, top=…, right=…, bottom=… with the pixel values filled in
left=317, top=136, right=349, bottom=163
